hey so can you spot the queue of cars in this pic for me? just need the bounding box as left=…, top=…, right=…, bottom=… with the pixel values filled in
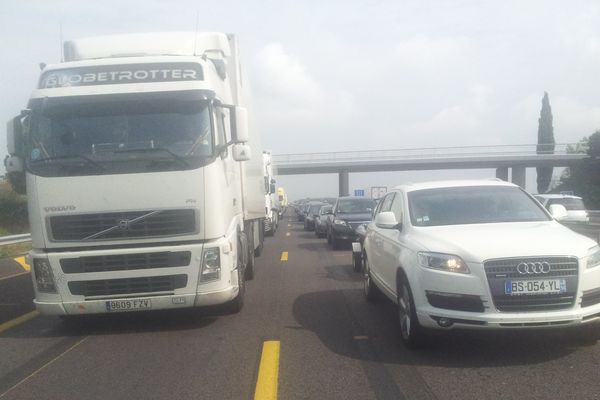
left=292, top=181, right=600, bottom=349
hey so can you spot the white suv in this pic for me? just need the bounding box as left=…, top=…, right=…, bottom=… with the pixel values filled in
left=534, top=194, right=589, bottom=223
left=363, top=180, right=600, bottom=348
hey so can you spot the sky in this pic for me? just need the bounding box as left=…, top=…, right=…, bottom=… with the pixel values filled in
left=1, top=0, right=599, bottom=199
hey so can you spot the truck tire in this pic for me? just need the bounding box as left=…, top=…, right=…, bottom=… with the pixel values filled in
left=225, top=234, right=247, bottom=313
left=245, top=225, right=255, bottom=280
left=255, top=220, right=264, bottom=257
left=225, top=266, right=245, bottom=313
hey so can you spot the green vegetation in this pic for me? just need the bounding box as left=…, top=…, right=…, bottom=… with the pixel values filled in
left=0, top=241, right=31, bottom=258
left=536, top=92, right=555, bottom=194
left=0, top=179, right=29, bottom=234
left=553, top=131, right=600, bottom=209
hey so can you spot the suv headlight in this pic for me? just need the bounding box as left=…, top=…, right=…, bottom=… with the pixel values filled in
left=418, top=252, right=470, bottom=274
left=200, top=247, right=221, bottom=282
left=587, top=246, right=600, bottom=269
left=334, top=219, right=347, bottom=225
left=33, top=258, right=57, bottom=292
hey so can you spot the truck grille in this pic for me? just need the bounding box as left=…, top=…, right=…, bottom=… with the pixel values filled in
left=68, top=274, right=188, bottom=297
left=49, top=209, right=196, bottom=241
left=484, top=257, right=578, bottom=312
left=60, top=251, right=191, bottom=273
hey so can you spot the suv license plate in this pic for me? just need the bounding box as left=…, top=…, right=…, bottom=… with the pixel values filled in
left=106, top=299, right=152, bottom=312
left=504, top=279, right=566, bottom=295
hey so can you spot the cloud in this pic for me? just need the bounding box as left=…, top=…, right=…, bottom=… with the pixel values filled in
left=393, top=35, right=471, bottom=68
left=251, top=43, right=355, bottom=151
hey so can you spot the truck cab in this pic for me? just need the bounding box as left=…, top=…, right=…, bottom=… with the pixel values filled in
left=5, top=32, right=264, bottom=316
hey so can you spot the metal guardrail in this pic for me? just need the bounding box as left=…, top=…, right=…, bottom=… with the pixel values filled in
left=272, top=143, right=582, bottom=164
left=0, top=234, right=32, bottom=246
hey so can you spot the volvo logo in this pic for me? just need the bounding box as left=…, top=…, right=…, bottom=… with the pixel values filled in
left=516, top=261, right=551, bottom=274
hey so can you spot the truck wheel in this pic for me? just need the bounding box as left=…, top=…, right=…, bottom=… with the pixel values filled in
left=353, top=251, right=363, bottom=272
left=397, top=274, right=427, bottom=349
left=225, top=267, right=245, bottom=313
left=245, top=227, right=255, bottom=280
left=226, top=236, right=247, bottom=313
left=255, top=220, right=264, bottom=256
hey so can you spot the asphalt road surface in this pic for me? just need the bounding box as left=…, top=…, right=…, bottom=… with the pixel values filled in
left=1, top=212, right=600, bottom=400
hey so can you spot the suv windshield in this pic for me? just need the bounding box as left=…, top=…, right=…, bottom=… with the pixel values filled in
left=408, top=186, right=551, bottom=226
left=337, top=198, right=376, bottom=213
left=25, top=93, right=213, bottom=176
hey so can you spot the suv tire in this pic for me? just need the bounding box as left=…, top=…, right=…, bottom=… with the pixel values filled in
left=397, top=273, right=427, bottom=349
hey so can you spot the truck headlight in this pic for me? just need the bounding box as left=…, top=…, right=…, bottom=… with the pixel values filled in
left=200, top=247, right=221, bottom=282
left=33, top=258, right=57, bottom=292
left=418, top=252, right=470, bottom=274
left=587, top=246, right=600, bottom=269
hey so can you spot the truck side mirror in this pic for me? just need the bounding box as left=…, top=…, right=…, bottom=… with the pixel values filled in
left=232, top=143, right=251, bottom=161
left=233, top=106, right=248, bottom=143
left=7, top=115, right=23, bottom=157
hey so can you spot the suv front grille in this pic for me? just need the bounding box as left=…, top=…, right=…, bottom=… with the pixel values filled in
left=484, top=257, right=578, bottom=312
left=68, top=274, right=188, bottom=297
left=49, top=209, right=196, bottom=241
left=60, top=251, right=191, bottom=273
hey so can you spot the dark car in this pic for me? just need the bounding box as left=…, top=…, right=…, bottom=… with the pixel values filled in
left=304, top=202, right=326, bottom=230
left=326, top=197, right=376, bottom=249
left=314, top=204, right=333, bottom=237
left=298, top=202, right=311, bottom=222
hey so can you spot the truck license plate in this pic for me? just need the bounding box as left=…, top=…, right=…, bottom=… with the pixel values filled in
left=504, top=279, right=566, bottom=295
left=105, top=299, right=152, bottom=312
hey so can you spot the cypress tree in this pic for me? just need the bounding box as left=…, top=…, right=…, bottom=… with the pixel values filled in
left=536, top=92, right=555, bottom=193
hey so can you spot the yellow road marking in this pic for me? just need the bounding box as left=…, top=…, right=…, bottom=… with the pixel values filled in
left=285, top=232, right=291, bottom=237
left=353, top=335, right=369, bottom=340
left=14, top=256, right=31, bottom=272
left=253, top=340, right=280, bottom=400
left=280, top=252, right=288, bottom=261
left=0, top=272, right=29, bottom=282
left=0, top=311, right=39, bottom=335
left=0, top=336, right=88, bottom=399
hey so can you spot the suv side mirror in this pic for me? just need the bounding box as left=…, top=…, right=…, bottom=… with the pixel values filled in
left=375, top=211, right=399, bottom=229
left=549, top=204, right=568, bottom=221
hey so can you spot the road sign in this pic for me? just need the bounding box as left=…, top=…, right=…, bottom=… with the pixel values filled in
left=370, top=186, right=387, bottom=199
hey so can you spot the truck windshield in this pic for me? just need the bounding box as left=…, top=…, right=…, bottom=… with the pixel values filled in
left=26, top=94, right=214, bottom=176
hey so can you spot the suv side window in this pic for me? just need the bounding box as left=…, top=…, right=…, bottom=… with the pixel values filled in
left=390, top=191, right=404, bottom=222
left=379, top=193, right=395, bottom=214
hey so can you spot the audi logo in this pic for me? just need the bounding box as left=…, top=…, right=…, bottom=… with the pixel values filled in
left=516, top=261, right=551, bottom=274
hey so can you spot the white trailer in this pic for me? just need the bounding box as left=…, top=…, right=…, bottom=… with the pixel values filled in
left=262, top=151, right=279, bottom=235
left=4, top=32, right=264, bottom=315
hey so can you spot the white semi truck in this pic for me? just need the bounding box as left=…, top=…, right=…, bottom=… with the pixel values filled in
left=262, top=151, right=279, bottom=236
left=4, top=32, right=264, bottom=315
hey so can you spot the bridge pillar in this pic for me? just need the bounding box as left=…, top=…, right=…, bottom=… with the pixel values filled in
left=338, top=169, right=349, bottom=197
left=511, top=166, right=526, bottom=188
left=495, top=167, right=509, bottom=181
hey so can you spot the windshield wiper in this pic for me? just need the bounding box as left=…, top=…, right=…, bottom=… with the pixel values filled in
left=32, top=154, right=105, bottom=171
left=115, top=147, right=190, bottom=168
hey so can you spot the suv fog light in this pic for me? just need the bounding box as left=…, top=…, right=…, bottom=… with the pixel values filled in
left=33, top=258, right=57, bottom=293
left=437, top=317, right=453, bottom=328
left=200, top=247, right=221, bottom=283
